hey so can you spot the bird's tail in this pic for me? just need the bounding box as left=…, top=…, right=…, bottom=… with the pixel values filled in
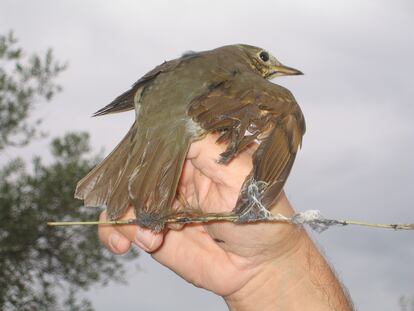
left=75, top=122, right=136, bottom=217
left=75, top=122, right=189, bottom=230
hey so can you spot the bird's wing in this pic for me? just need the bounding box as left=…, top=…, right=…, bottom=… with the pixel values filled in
left=187, top=71, right=305, bottom=212
left=92, top=60, right=181, bottom=116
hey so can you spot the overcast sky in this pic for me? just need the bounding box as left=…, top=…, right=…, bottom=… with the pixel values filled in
left=1, top=0, right=413, bottom=310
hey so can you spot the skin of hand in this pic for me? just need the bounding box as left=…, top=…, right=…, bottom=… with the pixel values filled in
left=98, top=133, right=353, bottom=311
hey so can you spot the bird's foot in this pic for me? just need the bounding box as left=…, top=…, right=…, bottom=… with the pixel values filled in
left=236, top=179, right=271, bottom=222
left=237, top=203, right=272, bottom=222
left=135, top=211, right=165, bottom=232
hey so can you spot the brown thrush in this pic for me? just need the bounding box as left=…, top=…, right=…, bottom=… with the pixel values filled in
left=75, top=44, right=305, bottom=230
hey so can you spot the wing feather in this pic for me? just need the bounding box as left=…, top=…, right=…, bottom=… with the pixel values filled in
left=188, top=71, right=305, bottom=213
left=92, top=59, right=183, bottom=117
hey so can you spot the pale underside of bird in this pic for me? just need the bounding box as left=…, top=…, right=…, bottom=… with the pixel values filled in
left=75, top=44, right=305, bottom=231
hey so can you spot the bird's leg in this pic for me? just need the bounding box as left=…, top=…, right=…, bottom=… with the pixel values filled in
left=167, top=190, right=192, bottom=230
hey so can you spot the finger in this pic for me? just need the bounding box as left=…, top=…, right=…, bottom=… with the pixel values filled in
left=151, top=224, right=252, bottom=292
left=115, top=207, right=165, bottom=253
left=98, top=210, right=132, bottom=254
left=187, top=133, right=253, bottom=188
left=99, top=208, right=165, bottom=253
left=135, top=225, right=164, bottom=252
left=151, top=224, right=225, bottom=273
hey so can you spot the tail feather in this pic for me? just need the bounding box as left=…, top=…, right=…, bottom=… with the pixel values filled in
left=75, top=122, right=136, bottom=208
left=75, top=122, right=190, bottom=229
left=105, top=135, right=146, bottom=219
left=128, top=126, right=189, bottom=225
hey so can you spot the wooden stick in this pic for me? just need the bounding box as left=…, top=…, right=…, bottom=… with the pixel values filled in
left=47, top=210, right=414, bottom=231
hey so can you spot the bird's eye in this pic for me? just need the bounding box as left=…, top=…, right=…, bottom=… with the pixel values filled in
left=259, top=51, right=269, bottom=62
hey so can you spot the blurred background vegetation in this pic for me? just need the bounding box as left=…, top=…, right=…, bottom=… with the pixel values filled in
left=0, top=31, right=138, bottom=311
left=400, top=295, right=414, bottom=311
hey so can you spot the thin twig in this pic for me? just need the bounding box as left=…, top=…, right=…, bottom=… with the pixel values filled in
left=47, top=219, right=136, bottom=226
left=47, top=210, right=414, bottom=232
left=334, top=219, right=414, bottom=231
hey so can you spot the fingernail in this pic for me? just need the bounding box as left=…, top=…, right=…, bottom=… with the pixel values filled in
left=109, top=233, right=120, bottom=252
left=135, top=227, right=154, bottom=252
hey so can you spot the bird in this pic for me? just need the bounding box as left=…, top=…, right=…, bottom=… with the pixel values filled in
left=75, top=44, right=306, bottom=231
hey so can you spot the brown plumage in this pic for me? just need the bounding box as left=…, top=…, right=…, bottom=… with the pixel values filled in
left=75, top=44, right=305, bottom=230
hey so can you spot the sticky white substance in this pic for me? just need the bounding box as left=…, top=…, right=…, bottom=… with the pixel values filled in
left=244, top=129, right=261, bottom=145
left=291, top=210, right=339, bottom=232
left=244, top=129, right=254, bottom=136
left=185, top=118, right=203, bottom=136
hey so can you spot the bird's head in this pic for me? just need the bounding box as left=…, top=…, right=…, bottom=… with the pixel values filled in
left=233, top=44, right=303, bottom=79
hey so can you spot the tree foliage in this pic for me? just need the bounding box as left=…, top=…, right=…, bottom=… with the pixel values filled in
left=400, top=295, right=414, bottom=311
left=0, top=31, right=66, bottom=149
left=0, top=32, right=138, bottom=310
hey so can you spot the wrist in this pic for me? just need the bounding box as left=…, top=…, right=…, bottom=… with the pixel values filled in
left=223, top=230, right=353, bottom=311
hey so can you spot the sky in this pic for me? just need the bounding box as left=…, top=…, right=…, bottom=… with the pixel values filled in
left=1, top=0, right=413, bottom=310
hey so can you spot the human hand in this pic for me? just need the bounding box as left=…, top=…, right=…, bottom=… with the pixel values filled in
left=98, top=133, right=352, bottom=310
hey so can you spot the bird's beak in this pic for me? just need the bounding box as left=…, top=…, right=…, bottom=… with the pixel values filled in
left=268, top=64, right=303, bottom=78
